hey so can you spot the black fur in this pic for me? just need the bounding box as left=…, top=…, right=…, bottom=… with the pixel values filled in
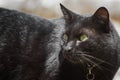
left=0, top=4, right=119, bottom=80
left=0, top=7, right=64, bottom=80
left=59, top=4, right=120, bottom=80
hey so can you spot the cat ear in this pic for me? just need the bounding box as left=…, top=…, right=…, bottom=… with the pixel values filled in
left=60, top=4, right=76, bottom=23
left=93, top=7, right=110, bottom=33
left=93, top=7, right=109, bottom=21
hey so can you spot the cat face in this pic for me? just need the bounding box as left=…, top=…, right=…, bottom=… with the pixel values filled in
left=60, top=4, right=116, bottom=66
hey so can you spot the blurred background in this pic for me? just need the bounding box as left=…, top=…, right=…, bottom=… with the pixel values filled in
left=0, top=0, right=119, bottom=80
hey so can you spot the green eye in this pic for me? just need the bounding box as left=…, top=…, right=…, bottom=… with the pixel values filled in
left=63, top=34, right=68, bottom=41
left=80, top=34, right=88, bottom=41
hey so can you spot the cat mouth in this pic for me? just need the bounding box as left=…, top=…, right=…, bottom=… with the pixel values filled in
left=62, top=52, right=87, bottom=64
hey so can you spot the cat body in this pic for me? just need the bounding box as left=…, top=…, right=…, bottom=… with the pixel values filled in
left=0, top=8, right=64, bottom=80
left=0, top=4, right=119, bottom=80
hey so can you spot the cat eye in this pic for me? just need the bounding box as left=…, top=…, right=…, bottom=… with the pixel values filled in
left=63, top=34, right=68, bottom=41
left=79, top=34, right=88, bottom=42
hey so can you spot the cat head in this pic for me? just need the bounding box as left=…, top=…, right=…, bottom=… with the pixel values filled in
left=60, top=4, right=119, bottom=67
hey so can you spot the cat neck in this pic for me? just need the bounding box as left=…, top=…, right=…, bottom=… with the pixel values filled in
left=58, top=59, right=115, bottom=80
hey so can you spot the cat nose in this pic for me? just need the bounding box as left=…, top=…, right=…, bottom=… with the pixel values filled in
left=64, top=41, right=74, bottom=52
left=65, top=47, right=72, bottom=52
left=64, top=46, right=72, bottom=52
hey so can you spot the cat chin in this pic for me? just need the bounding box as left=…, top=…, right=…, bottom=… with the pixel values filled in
left=61, top=51, right=101, bottom=66
left=61, top=52, right=85, bottom=64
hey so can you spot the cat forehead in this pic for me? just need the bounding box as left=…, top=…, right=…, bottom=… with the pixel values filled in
left=65, top=16, right=98, bottom=36
left=77, top=16, right=93, bottom=25
left=70, top=16, right=93, bottom=29
left=65, top=25, right=96, bottom=37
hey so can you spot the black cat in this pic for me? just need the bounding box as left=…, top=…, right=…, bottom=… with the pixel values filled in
left=0, top=4, right=119, bottom=80
left=58, top=4, right=120, bottom=80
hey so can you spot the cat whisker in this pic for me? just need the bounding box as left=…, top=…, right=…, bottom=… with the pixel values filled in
left=80, top=55, right=102, bottom=69
left=81, top=53, right=113, bottom=67
left=80, top=54, right=114, bottom=72
left=63, top=53, right=114, bottom=73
